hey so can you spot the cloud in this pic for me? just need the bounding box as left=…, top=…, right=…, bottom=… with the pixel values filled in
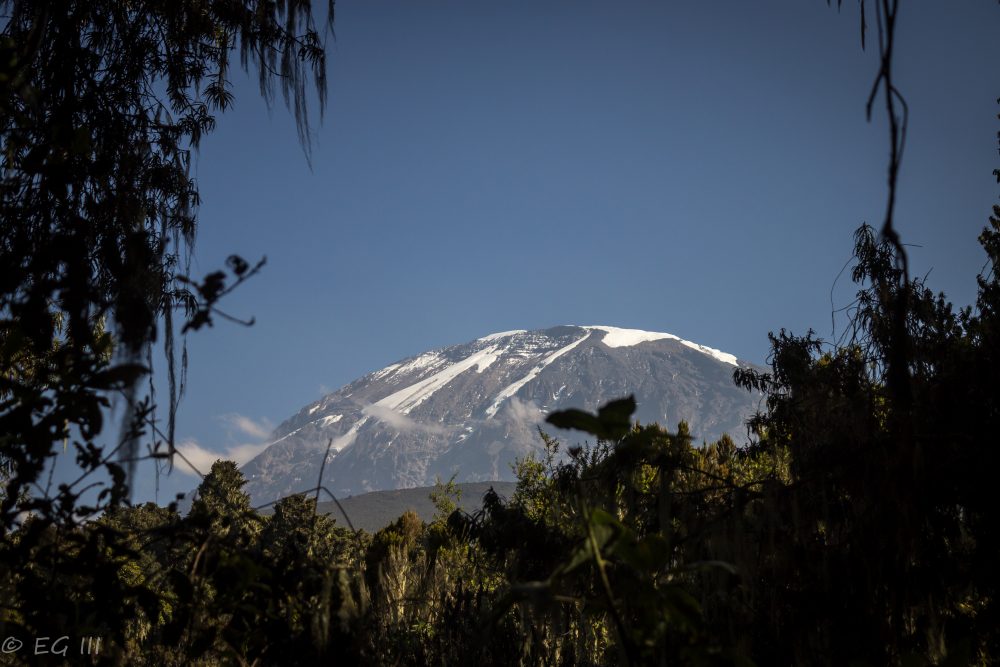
left=505, top=398, right=544, bottom=426
left=173, top=438, right=222, bottom=476
left=217, top=413, right=274, bottom=440
left=174, top=437, right=274, bottom=477
left=362, top=404, right=449, bottom=436
left=174, top=412, right=275, bottom=477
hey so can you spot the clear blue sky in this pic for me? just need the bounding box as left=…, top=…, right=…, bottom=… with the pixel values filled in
left=100, top=1, right=997, bottom=504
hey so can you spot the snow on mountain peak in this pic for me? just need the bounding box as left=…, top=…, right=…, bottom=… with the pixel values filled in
left=581, top=325, right=738, bottom=366
left=583, top=325, right=676, bottom=348
left=374, top=344, right=506, bottom=414
left=484, top=329, right=591, bottom=417
left=478, top=329, right=527, bottom=342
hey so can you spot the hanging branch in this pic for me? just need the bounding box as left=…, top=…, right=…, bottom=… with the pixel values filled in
left=861, top=0, right=913, bottom=406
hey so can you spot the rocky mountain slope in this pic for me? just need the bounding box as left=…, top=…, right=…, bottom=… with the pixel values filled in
left=241, top=325, right=762, bottom=503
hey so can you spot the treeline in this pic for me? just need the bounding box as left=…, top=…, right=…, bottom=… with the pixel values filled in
left=3, top=219, right=999, bottom=665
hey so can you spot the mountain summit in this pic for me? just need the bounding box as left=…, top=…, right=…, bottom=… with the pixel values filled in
left=241, top=326, right=761, bottom=503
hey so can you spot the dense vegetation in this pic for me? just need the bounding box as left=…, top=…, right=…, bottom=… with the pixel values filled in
left=3, top=213, right=1000, bottom=664
left=2, top=0, right=998, bottom=664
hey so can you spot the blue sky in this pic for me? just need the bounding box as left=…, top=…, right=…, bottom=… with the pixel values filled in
left=90, top=1, right=997, bottom=504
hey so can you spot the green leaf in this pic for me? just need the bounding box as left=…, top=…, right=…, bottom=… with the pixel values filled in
left=610, top=533, right=671, bottom=573
left=546, top=395, right=636, bottom=439
left=561, top=509, right=621, bottom=574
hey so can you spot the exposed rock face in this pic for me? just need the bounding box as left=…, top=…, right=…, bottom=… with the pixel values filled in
left=241, top=326, right=762, bottom=503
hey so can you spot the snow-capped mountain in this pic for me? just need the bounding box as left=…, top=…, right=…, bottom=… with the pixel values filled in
left=241, top=325, right=762, bottom=503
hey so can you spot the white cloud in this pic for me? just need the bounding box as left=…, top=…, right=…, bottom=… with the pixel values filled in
left=217, top=413, right=274, bottom=440
left=173, top=438, right=222, bottom=476
left=174, top=437, right=274, bottom=477
left=505, top=397, right=543, bottom=426
left=174, top=412, right=275, bottom=477
left=362, top=404, right=449, bottom=436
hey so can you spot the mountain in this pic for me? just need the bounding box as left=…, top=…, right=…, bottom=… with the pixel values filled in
left=306, top=481, right=518, bottom=533
left=241, top=325, right=762, bottom=504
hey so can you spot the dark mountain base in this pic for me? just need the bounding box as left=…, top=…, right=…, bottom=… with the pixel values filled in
left=288, top=481, right=518, bottom=532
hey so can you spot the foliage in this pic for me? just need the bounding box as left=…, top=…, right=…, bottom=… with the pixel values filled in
left=2, top=204, right=998, bottom=663
left=0, top=0, right=333, bottom=663
left=429, top=474, right=463, bottom=521
left=729, top=220, right=1000, bottom=664
left=0, top=0, right=333, bottom=525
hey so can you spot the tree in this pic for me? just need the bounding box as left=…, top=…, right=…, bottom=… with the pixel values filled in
left=729, top=217, right=1000, bottom=663
left=260, top=492, right=353, bottom=563
left=189, top=459, right=258, bottom=542
left=0, top=0, right=333, bottom=527
left=0, top=2, right=334, bottom=659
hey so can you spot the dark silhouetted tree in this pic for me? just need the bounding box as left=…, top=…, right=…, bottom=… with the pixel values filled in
left=0, top=1, right=334, bottom=660
left=0, top=0, right=333, bottom=525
